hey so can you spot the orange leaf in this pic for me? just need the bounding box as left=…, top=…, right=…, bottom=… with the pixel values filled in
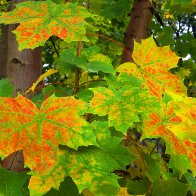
left=117, top=37, right=187, bottom=99
left=0, top=95, right=96, bottom=193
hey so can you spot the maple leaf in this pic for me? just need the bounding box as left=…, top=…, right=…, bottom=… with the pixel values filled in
left=141, top=92, right=196, bottom=175
left=151, top=179, right=189, bottom=196
left=0, top=0, right=92, bottom=50
left=60, top=121, right=136, bottom=196
left=0, top=166, right=30, bottom=196
left=89, top=86, right=159, bottom=133
left=0, top=95, right=96, bottom=194
left=165, top=91, right=196, bottom=141
left=116, top=37, right=187, bottom=99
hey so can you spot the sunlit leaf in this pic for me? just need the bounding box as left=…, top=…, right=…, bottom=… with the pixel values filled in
left=0, top=0, right=92, bottom=50
left=89, top=86, right=159, bottom=133
left=0, top=95, right=96, bottom=194
left=141, top=92, right=196, bottom=175
left=165, top=91, right=196, bottom=141
left=116, top=37, right=187, bottom=99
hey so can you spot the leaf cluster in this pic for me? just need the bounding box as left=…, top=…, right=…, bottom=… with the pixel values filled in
left=0, top=0, right=195, bottom=196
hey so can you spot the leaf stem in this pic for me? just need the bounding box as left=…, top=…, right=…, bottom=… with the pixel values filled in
left=73, top=42, right=82, bottom=95
left=150, top=138, right=161, bottom=155
left=125, top=134, right=147, bottom=171
left=79, top=79, right=106, bottom=87
left=50, top=37, right=60, bottom=57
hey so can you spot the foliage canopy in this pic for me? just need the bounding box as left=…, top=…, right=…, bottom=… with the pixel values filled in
left=0, top=0, right=195, bottom=195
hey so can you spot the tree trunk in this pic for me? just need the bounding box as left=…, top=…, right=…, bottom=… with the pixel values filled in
left=0, top=25, right=8, bottom=79
left=4, top=0, right=42, bottom=97
left=121, top=0, right=155, bottom=63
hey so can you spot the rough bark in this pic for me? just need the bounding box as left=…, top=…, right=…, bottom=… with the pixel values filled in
left=0, top=25, right=8, bottom=79
left=121, top=0, right=155, bottom=63
left=5, top=0, right=42, bottom=97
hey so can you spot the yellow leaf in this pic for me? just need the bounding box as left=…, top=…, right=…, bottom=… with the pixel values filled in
left=165, top=12, right=174, bottom=19
left=26, top=69, right=58, bottom=94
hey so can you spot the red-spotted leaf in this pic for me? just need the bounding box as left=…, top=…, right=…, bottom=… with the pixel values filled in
left=30, top=121, right=135, bottom=195
left=0, top=0, right=91, bottom=50
left=141, top=93, right=196, bottom=175
left=164, top=91, right=196, bottom=142
left=0, top=95, right=96, bottom=194
left=116, top=37, right=187, bottom=99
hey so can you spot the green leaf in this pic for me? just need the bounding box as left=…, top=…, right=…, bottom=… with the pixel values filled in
left=0, top=166, right=30, bottom=196
left=184, top=172, right=196, bottom=194
left=57, top=46, right=102, bottom=75
left=60, top=134, right=135, bottom=196
left=57, top=48, right=114, bottom=74
left=76, top=88, right=94, bottom=102
left=172, top=0, right=192, bottom=5
left=43, top=188, right=59, bottom=196
left=89, top=86, right=159, bottom=133
left=60, top=146, right=120, bottom=196
left=44, top=176, right=82, bottom=196
left=0, top=0, right=92, bottom=50
left=0, top=79, right=13, bottom=97
left=91, top=121, right=112, bottom=139
left=151, top=179, right=189, bottom=196
left=170, top=154, right=192, bottom=177
left=156, top=26, right=175, bottom=46
left=31, top=92, right=44, bottom=108
left=117, top=74, right=142, bottom=87
left=82, top=46, right=100, bottom=58
left=127, top=178, right=148, bottom=195
left=97, top=136, right=136, bottom=167
left=163, top=0, right=195, bottom=15
left=57, top=48, right=87, bottom=75
left=142, top=153, right=162, bottom=182
left=101, top=0, right=132, bottom=19
left=86, top=54, right=114, bottom=74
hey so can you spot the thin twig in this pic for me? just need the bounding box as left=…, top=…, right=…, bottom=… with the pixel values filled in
left=73, top=41, right=82, bottom=95
left=50, top=37, right=60, bottom=57
left=150, top=138, right=161, bottom=155
left=79, top=79, right=106, bottom=87
left=125, top=134, right=147, bottom=171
